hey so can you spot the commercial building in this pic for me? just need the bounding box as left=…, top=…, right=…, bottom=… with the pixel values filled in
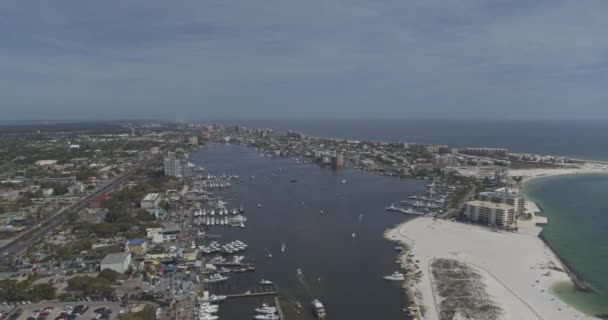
left=465, top=200, right=516, bottom=228
left=140, top=193, right=161, bottom=209
left=463, top=147, right=509, bottom=158
left=100, top=252, right=132, bottom=274
left=189, top=136, right=199, bottom=145
left=164, top=153, right=183, bottom=178
left=479, top=190, right=525, bottom=216
left=331, top=152, right=345, bottom=168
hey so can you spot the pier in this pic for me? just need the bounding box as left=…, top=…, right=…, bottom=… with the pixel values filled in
left=224, top=285, right=280, bottom=299
left=274, top=297, right=285, bottom=320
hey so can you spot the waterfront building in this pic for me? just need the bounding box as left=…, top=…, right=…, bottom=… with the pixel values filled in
left=189, top=136, right=199, bottom=145
left=479, top=189, right=525, bottom=216
left=141, top=193, right=161, bottom=209
left=150, top=147, right=159, bottom=155
left=463, top=147, right=509, bottom=158
left=100, top=252, right=132, bottom=274
left=331, top=152, right=345, bottom=168
left=465, top=200, right=516, bottom=228
left=163, top=152, right=183, bottom=177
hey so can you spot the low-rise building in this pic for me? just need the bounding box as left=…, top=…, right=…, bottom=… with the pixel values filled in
left=126, top=238, right=147, bottom=255
left=100, top=252, right=132, bottom=274
left=140, top=193, right=161, bottom=209
left=465, top=200, right=516, bottom=228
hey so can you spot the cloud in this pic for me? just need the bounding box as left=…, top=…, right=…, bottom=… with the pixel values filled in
left=0, top=0, right=607, bottom=119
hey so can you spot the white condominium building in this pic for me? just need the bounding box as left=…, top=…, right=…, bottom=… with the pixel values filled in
left=465, top=200, right=516, bottom=228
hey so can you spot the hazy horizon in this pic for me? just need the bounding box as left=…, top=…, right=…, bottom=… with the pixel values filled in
left=2, top=1, right=608, bottom=120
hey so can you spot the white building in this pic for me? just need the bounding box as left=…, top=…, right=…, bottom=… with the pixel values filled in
left=479, top=190, right=525, bottom=216
left=100, top=252, right=132, bottom=274
left=164, top=153, right=183, bottom=178
left=465, top=200, right=516, bottom=228
left=140, top=193, right=161, bottom=209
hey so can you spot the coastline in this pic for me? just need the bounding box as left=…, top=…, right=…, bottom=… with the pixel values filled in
left=385, top=216, right=595, bottom=320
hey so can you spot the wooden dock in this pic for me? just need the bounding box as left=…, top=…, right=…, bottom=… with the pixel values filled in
left=224, top=284, right=280, bottom=299
left=274, top=297, right=285, bottom=320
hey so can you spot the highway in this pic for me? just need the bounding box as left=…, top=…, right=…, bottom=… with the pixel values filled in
left=0, top=162, right=146, bottom=261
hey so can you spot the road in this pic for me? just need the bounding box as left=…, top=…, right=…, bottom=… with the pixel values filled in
left=0, top=161, right=147, bottom=261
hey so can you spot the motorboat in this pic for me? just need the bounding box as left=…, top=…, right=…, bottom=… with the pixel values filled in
left=311, top=299, right=326, bottom=319
left=383, top=271, right=405, bottom=281
left=259, top=279, right=273, bottom=285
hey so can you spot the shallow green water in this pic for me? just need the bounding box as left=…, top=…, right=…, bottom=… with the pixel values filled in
left=524, top=174, right=608, bottom=316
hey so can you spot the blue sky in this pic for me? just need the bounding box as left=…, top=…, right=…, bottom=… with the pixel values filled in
left=1, top=0, right=607, bottom=120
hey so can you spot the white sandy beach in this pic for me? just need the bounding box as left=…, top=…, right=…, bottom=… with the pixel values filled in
left=511, top=162, right=608, bottom=180
left=386, top=217, right=595, bottom=320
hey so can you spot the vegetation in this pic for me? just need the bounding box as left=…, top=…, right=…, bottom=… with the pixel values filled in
left=0, top=274, right=56, bottom=302
left=66, top=271, right=119, bottom=297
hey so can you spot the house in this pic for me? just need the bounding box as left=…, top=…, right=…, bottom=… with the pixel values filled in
left=100, top=252, right=132, bottom=274
left=126, top=239, right=147, bottom=255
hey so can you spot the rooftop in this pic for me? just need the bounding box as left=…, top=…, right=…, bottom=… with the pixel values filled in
left=101, top=252, right=131, bottom=265
left=143, top=193, right=160, bottom=201
left=467, top=200, right=514, bottom=210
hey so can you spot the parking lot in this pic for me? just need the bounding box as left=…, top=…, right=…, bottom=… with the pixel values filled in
left=6, top=301, right=124, bottom=320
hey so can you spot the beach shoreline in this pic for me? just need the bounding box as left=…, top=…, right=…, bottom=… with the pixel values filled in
left=384, top=216, right=595, bottom=320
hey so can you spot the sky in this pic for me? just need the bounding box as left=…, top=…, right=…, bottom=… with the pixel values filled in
left=1, top=0, right=608, bottom=120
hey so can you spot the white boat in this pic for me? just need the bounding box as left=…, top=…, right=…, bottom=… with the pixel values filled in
left=351, top=232, right=356, bottom=238
left=257, top=203, right=262, bottom=208
left=253, top=315, right=279, bottom=320
left=311, top=299, right=326, bottom=319
left=296, top=268, right=303, bottom=277
left=203, top=273, right=229, bottom=283
left=259, top=279, right=273, bottom=285
left=255, top=304, right=277, bottom=314
left=383, top=271, right=405, bottom=281
left=281, top=242, right=286, bottom=252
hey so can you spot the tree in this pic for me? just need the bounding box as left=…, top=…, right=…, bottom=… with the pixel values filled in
left=98, top=269, right=120, bottom=283
left=30, top=283, right=56, bottom=301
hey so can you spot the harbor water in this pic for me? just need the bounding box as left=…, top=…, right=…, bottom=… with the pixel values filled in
left=192, top=143, right=426, bottom=320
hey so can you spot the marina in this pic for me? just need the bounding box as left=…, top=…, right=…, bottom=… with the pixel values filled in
left=191, top=143, right=426, bottom=320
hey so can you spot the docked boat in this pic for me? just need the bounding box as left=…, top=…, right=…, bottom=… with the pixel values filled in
left=259, top=279, right=273, bottom=285
left=253, top=315, right=279, bottom=320
left=383, top=271, right=405, bottom=281
left=203, top=273, right=229, bottom=283
left=255, top=304, right=278, bottom=314
left=311, top=299, right=326, bottom=319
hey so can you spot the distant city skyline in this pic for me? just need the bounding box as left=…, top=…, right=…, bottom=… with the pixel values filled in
left=2, top=0, right=608, bottom=120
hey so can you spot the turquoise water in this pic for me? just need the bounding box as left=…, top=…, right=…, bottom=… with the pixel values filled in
left=524, top=174, right=608, bottom=316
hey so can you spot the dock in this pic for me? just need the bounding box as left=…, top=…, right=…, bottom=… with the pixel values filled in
left=274, top=297, right=285, bottom=320
left=224, top=285, right=280, bottom=299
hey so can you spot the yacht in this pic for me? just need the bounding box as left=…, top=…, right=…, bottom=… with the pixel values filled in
left=255, top=304, right=277, bottom=314
left=257, top=203, right=262, bottom=208
left=259, top=279, right=273, bottom=285
left=383, top=271, right=405, bottom=281
left=311, top=299, right=326, bottom=319
left=203, top=273, right=229, bottom=283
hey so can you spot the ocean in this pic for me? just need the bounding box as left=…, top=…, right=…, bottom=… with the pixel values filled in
left=524, top=175, right=608, bottom=316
